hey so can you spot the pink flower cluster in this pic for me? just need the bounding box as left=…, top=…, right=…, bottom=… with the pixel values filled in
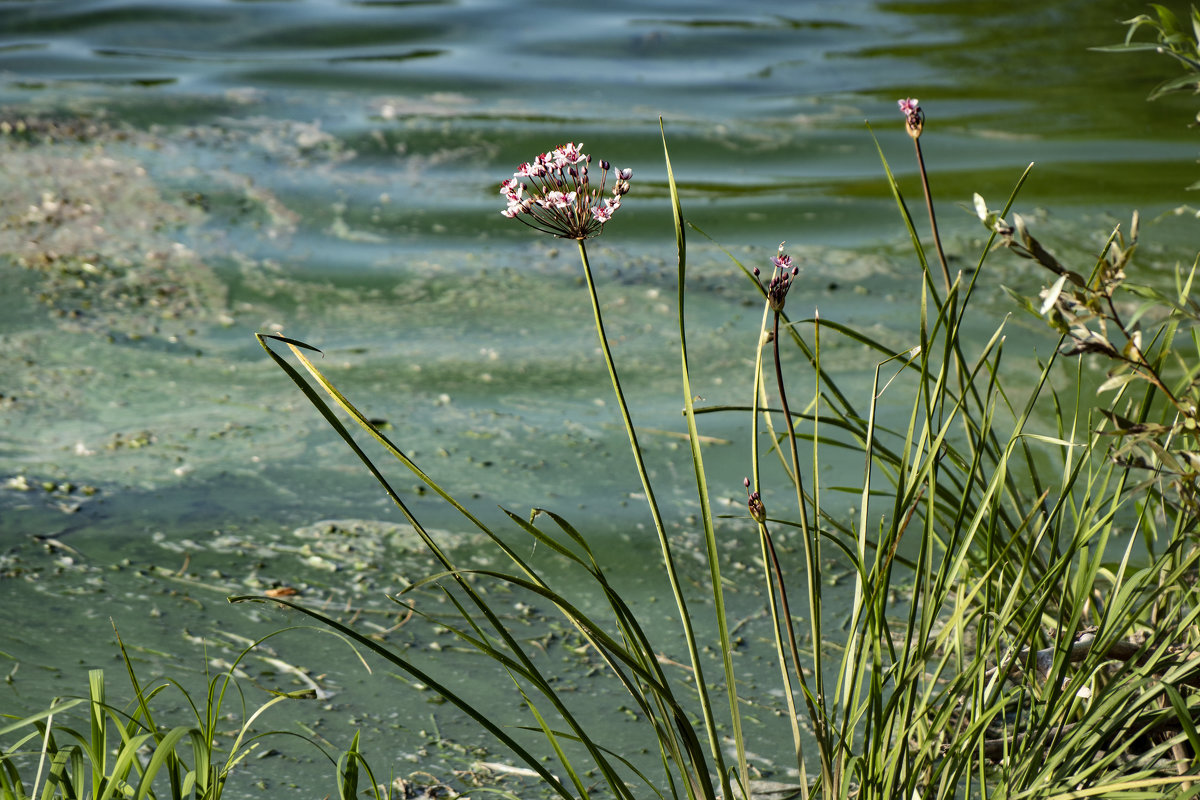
left=500, top=142, right=632, bottom=240
left=753, top=244, right=800, bottom=313
left=898, top=97, right=924, bottom=139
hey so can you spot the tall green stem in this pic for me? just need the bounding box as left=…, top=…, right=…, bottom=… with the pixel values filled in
left=750, top=313, right=808, bottom=789
left=575, top=239, right=729, bottom=800
left=913, top=137, right=951, bottom=296
left=771, top=311, right=836, bottom=795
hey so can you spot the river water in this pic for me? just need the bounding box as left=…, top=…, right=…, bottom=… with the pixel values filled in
left=1, top=0, right=1197, bottom=795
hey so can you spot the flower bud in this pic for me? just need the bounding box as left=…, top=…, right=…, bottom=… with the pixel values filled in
left=748, top=492, right=766, bottom=524
left=744, top=478, right=766, bottom=523
left=898, top=97, right=924, bottom=140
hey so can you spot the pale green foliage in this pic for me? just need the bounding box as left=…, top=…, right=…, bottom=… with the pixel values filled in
left=250, top=115, right=1200, bottom=800
left=1094, top=4, right=1200, bottom=102
left=0, top=630, right=377, bottom=800
left=987, top=193, right=1200, bottom=528
left=236, top=15, right=1200, bottom=800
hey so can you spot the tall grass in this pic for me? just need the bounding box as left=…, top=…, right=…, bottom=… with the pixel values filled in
left=244, top=106, right=1200, bottom=800
left=0, top=627, right=382, bottom=800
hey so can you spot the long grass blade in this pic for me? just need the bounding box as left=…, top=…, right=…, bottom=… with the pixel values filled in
left=662, top=118, right=745, bottom=799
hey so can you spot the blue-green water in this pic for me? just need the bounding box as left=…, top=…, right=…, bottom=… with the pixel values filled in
left=1, top=0, right=1198, bottom=795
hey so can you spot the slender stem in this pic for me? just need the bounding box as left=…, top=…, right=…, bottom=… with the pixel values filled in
left=760, top=521, right=808, bottom=714
left=771, top=310, right=836, bottom=794
left=914, top=137, right=952, bottom=296
left=1102, top=292, right=1185, bottom=410
left=759, top=517, right=821, bottom=792
left=751, top=313, right=808, bottom=790
left=575, top=239, right=728, bottom=799
left=914, top=136, right=984, bottom=549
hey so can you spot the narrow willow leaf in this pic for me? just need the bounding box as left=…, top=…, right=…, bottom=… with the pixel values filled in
left=1097, top=372, right=1138, bottom=393
left=1040, top=274, right=1069, bottom=315
left=973, top=192, right=988, bottom=221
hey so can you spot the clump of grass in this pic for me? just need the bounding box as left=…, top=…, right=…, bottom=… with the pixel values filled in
left=0, top=626, right=380, bottom=800
left=245, top=97, right=1200, bottom=800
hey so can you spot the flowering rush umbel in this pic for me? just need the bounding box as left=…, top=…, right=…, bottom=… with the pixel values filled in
left=500, top=142, right=632, bottom=240
left=753, top=243, right=800, bottom=313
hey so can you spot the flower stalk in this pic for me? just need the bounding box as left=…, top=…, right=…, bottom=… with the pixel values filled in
left=899, top=98, right=952, bottom=296
left=502, top=142, right=732, bottom=799
left=750, top=247, right=836, bottom=797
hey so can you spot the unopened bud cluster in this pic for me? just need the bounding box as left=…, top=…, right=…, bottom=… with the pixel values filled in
left=898, top=97, right=923, bottom=140
left=744, top=477, right=766, bottom=524
left=500, top=142, right=632, bottom=240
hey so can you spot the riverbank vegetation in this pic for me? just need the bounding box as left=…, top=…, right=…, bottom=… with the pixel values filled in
left=250, top=108, right=1200, bottom=798
left=6, top=8, right=1200, bottom=800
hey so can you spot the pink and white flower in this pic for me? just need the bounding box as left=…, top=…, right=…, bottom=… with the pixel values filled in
left=498, top=142, right=631, bottom=239
left=898, top=97, right=924, bottom=139
left=591, top=197, right=620, bottom=223
left=549, top=142, right=585, bottom=168
left=753, top=244, right=800, bottom=313
left=540, top=190, right=576, bottom=209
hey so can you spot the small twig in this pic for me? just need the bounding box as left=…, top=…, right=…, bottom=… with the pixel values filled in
left=978, top=715, right=1199, bottom=763
left=655, top=653, right=694, bottom=673
left=967, top=630, right=1200, bottom=761
left=984, top=630, right=1150, bottom=687
left=369, top=606, right=415, bottom=640
left=730, top=608, right=766, bottom=637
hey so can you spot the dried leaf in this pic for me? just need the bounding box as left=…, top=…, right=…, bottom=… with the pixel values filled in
left=1098, top=409, right=1171, bottom=436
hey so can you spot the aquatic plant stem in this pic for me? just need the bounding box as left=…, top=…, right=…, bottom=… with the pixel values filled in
left=910, top=130, right=978, bottom=515
left=575, top=238, right=730, bottom=798
left=666, top=139, right=751, bottom=795
left=771, top=310, right=836, bottom=794
left=759, top=516, right=819, bottom=790
left=913, top=137, right=952, bottom=296
left=749, top=318, right=808, bottom=789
